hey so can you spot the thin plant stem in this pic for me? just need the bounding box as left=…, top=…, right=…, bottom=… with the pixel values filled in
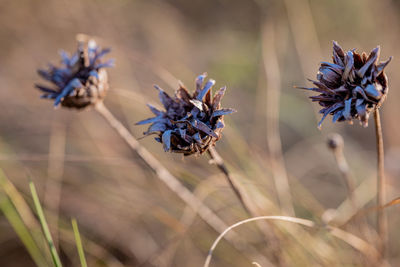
left=327, top=134, right=376, bottom=251
left=208, top=147, right=251, bottom=215
left=341, top=197, right=400, bottom=228
left=94, top=102, right=245, bottom=242
left=327, top=134, right=358, bottom=211
left=261, top=17, right=294, bottom=216
left=71, top=219, right=88, bottom=267
left=374, top=109, right=387, bottom=258
left=30, top=181, right=63, bottom=267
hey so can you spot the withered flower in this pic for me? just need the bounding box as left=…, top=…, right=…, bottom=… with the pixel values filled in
left=36, top=39, right=114, bottom=109
left=300, top=41, right=391, bottom=128
left=136, top=73, right=236, bottom=156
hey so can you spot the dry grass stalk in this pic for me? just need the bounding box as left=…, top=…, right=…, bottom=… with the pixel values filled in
left=204, top=216, right=383, bottom=267
left=374, top=109, right=387, bottom=258
left=262, top=18, right=294, bottom=216
left=208, top=147, right=252, bottom=215
left=327, top=133, right=357, bottom=211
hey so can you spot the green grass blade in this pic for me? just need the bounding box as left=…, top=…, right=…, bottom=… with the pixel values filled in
left=0, top=169, right=53, bottom=264
left=29, top=181, right=63, bottom=267
left=71, top=218, right=88, bottom=267
left=0, top=193, right=49, bottom=266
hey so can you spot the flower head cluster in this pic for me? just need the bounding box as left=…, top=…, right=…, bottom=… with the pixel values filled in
left=301, top=41, right=391, bottom=128
left=136, top=73, right=236, bottom=156
left=36, top=39, right=114, bottom=109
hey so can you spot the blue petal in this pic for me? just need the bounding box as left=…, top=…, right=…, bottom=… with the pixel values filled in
left=364, top=84, right=382, bottom=100
left=144, top=122, right=167, bottom=135
left=91, top=48, right=111, bottom=65
left=59, top=50, right=71, bottom=66
left=147, top=104, right=162, bottom=116
left=35, top=85, right=58, bottom=94
left=196, top=79, right=215, bottom=101
left=342, top=98, right=352, bottom=120
left=342, top=51, right=354, bottom=81
left=162, top=130, right=173, bottom=152
left=193, top=119, right=218, bottom=138
left=37, top=69, right=52, bottom=81
left=136, top=116, right=162, bottom=125
left=215, top=120, right=225, bottom=129
left=54, top=78, right=83, bottom=106
left=332, top=110, right=343, bottom=123
left=88, top=70, right=99, bottom=79
left=211, top=108, right=236, bottom=118
left=317, top=102, right=344, bottom=128
left=40, top=94, right=58, bottom=99
left=154, top=85, right=174, bottom=109
left=195, top=73, right=207, bottom=93
left=95, top=59, right=115, bottom=69
left=69, top=53, right=79, bottom=66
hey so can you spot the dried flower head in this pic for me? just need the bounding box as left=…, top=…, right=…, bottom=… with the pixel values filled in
left=136, top=73, right=236, bottom=156
left=36, top=39, right=114, bottom=109
left=300, top=41, right=392, bottom=128
left=327, top=133, right=344, bottom=151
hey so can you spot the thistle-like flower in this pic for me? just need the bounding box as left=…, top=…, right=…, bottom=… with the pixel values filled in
left=36, top=39, right=114, bottom=109
left=300, top=41, right=392, bottom=128
left=136, top=73, right=236, bottom=156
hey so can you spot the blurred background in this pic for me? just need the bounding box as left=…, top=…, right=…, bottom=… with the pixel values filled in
left=0, top=0, right=399, bottom=266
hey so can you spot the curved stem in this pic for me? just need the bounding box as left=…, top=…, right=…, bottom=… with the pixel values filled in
left=374, top=109, right=387, bottom=258
left=203, top=215, right=381, bottom=267
left=208, top=147, right=251, bottom=215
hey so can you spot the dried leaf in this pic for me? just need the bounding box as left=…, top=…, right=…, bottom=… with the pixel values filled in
left=357, top=46, right=380, bottom=77
left=154, top=85, right=174, bottom=109
left=212, top=86, right=226, bottom=109
left=189, top=99, right=204, bottom=111
left=342, top=51, right=354, bottom=81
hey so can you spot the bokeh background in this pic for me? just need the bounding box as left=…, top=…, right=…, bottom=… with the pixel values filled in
left=0, top=0, right=399, bottom=266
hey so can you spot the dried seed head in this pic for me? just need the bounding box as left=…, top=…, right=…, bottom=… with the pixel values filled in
left=36, top=38, right=114, bottom=109
left=136, top=73, right=236, bottom=156
left=300, top=41, right=391, bottom=128
left=327, top=133, right=344, bottom=150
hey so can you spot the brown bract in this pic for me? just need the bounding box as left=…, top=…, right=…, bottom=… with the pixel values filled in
left=300, top=41, right=392, bottom=128
left=136, top=73, right=236, bottom=156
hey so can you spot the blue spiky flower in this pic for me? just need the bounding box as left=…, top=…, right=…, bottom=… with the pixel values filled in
left=300, top=41, right=391, bottom=128
left=36, top=39, right=114, bottom=109
left=136, top=73, right=236, bottom=156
